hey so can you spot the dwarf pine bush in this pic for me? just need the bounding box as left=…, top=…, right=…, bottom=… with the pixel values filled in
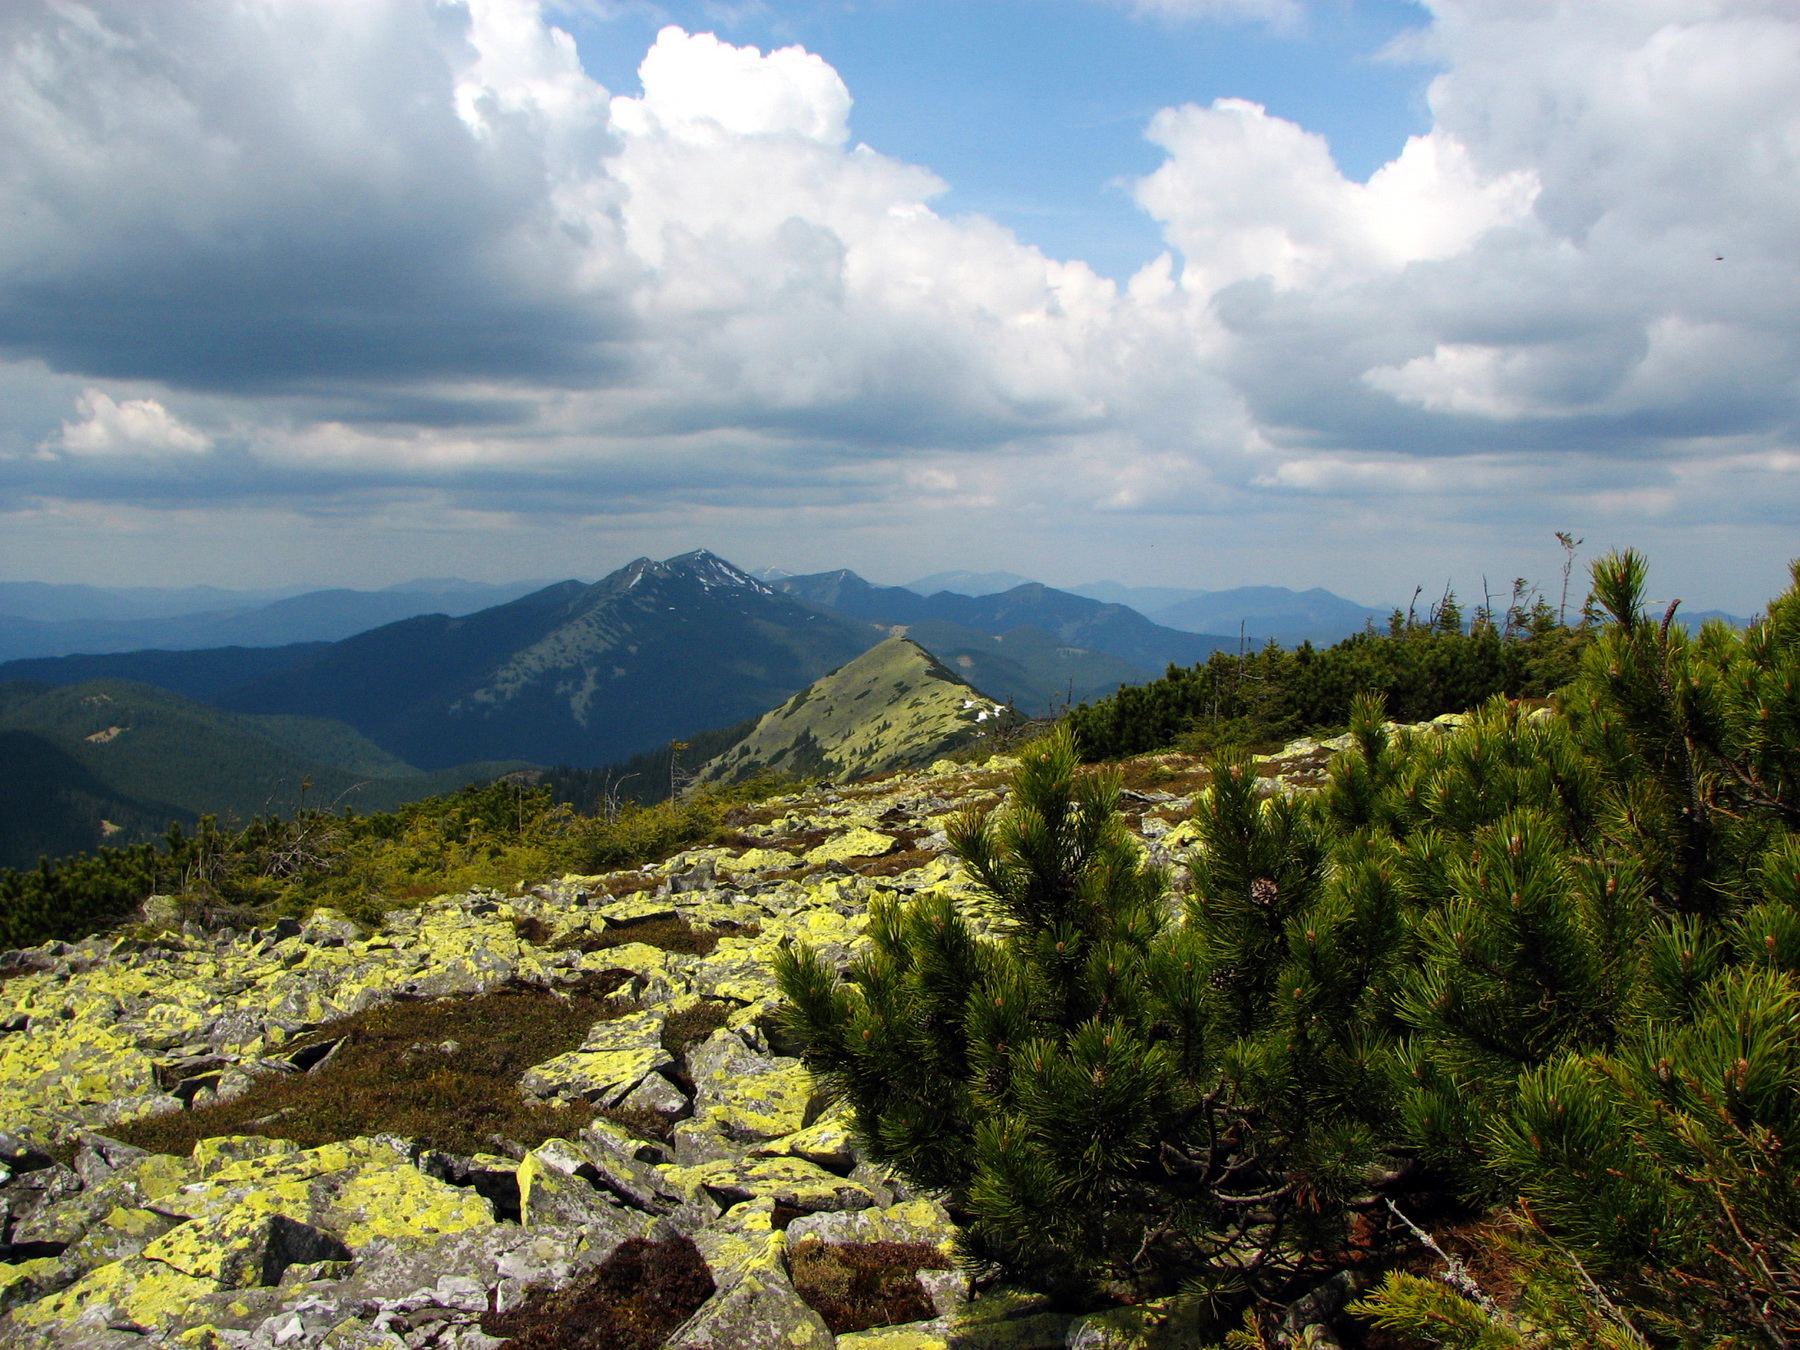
left=781, top=552, right=1800, bottom=1346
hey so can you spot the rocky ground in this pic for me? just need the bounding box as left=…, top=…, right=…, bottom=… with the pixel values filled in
left=0, top=724, right=1463, bottom=1350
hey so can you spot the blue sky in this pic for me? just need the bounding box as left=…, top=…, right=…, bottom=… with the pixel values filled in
left=558, top=0, right=1436, bottom=279
left=0, top=1, right=1795, bottom=614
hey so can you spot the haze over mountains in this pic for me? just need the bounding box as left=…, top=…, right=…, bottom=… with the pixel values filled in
left=0, top=549, right=1417, bottom=868
left=0, top=580, right=551, bottom=661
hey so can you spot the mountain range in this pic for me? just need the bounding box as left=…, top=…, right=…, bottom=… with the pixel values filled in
left=0, top=555, right=1221, bottom=739
left=0, top=551, right=1403, bottom=867
left=891, top=574, right=1389, bottom=646
left=772, top=570, right=1227, bottom=672
left=0, top=580, right=550, bottom=662
left=209, top=553, right=879, bottom=771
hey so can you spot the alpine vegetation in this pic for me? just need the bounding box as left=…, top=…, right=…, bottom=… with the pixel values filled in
left=779, top=552, right=1800, bottom=1346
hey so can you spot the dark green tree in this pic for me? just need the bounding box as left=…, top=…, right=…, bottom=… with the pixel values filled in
left=778, top=727, right=1398, bottom=1318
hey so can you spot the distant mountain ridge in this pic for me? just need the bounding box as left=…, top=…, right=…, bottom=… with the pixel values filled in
left=217, top=551, right=882, bottom=770
left=0, top=645, right=329, bottom=701
left=0, top=581, right=549, bottom=662
left=902, top=569, right=1035, bottom=597
left=1148, top=587, right=1387, bottom=646
left=773, top=570, right=1228, bottom=673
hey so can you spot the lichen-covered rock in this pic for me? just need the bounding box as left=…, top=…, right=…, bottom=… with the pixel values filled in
left=786, top=1197, right=958, bottom=1250
left=834, top=1322, right=953, bottom=1350
left=617, top=1069, right=690, bottom=1123
left=684, top=1029, right=821, bottom=1145
left=754, top=1113, right=858, bottom=1173
left=515, top=1143, right=643, bottom=1238
left=142, top=1211, right=351, bottom=1288
left=718, top=847, right=798, bottom=874
left=573, top=1132, right=682, bottom=1215
left=192, top=1134, right=299, bottom=1178
left=667, top=1155, right=878, bottom=1215
left=597, top=895, right=679, bottom=926
left=663, top=1264, right=835, bottom=1350
left=806, top=827, right=898, bottom=865
left=519, top=1009, right=672, bottom=1106
left=59, top=1205, right=183, bottom=1278
left=164, top=1135, right=497, bottom=1250
left=8, top=1254, right=221, bottom=1334
left=0, top=1258, right=66, bottom=1315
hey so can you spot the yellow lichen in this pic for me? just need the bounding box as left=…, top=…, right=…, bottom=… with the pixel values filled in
left=12, top=1255, right=220, bottom=1329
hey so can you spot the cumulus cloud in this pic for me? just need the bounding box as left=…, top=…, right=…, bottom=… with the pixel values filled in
left=40, top=389, right=210, bottom=458
left=1135, top=100, right=1539, bottom=295
left=0, top=0, right=1794, bottom=606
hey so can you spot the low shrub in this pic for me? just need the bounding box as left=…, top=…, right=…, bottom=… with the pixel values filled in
left=660, top=999, right=735, bottom=1059
left=481, top=1235, right=715, bottom=1350
left=1065, top=597, right=1589, bottom=762
left=788, top=1238, right=950, bottom=1334
left=112, top=974, right=634, bottom=1158
left=551, top=916, right=759, bottom=959
left=0, top=771, right=803, bottom=951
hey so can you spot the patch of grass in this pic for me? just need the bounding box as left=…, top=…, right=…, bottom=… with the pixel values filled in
left=788, top=1238, right=950, bottom=1334
left=553, top=917, right=760, bottom=960
left=111, top=974, right=636, bottom=1158
left=481, top=1235, right=714, bottom=1350
left=855, top=848, right=940, bottom=879
left=660, top=1000, right=735, bottom=1059
left=591, top=872, right=662, bottom=899
left=1113, top=755, right=1211, bottom=796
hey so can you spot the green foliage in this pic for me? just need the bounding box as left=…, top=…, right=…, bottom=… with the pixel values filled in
left=784, top=553, right=1800, bottom=1346
left=1063, top=594, right=1589, bottom=761
left=0, top=774, right=790, bottom=950
left=0, top=678, right=530, bottom=868
left=0, top=834, right=185, bottom=950
left=778, top=727, right=1386, bottom=1316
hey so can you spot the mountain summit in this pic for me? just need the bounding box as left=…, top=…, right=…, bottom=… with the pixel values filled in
left=695, top=636, right=1007, bottom=786
left=220, top=551, right=879, bottom=769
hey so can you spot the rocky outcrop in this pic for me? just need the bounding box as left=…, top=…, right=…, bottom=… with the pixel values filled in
left=0, top=724, right=1466, bottom=1349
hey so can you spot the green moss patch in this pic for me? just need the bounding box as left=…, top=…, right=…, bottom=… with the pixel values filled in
left=481, top=1235, right=715, bottom=1350
left=789, top=1238, right=949, bottom=1334
left=112, top=974, right=636, bottom=1158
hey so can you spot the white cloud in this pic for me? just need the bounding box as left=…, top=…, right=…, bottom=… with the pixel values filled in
left=1135, top=100, right=1538, bottom=296
left=611, top=26, right=851, bottom=144
left=40, top=389, right=209, bottom=457
left=0, top=0, right=1795, bottom=610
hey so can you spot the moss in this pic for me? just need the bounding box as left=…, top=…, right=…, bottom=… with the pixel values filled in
left=480, top=1235, right=714, bottom=1350
left=111, top=975, right=636, bottom=1158
left=788, top=1238, right=950, bottom=1335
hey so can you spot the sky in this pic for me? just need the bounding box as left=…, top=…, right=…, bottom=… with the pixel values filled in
left=0, top=0, right=1795, bottom=613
